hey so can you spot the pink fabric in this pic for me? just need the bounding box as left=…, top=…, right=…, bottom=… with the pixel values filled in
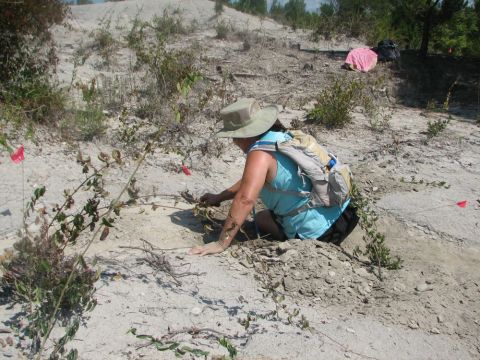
left=345, top=48, right=378, bottom=72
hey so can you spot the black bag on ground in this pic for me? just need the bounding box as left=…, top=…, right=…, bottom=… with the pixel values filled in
left=374, top=39, right=400, bottom=62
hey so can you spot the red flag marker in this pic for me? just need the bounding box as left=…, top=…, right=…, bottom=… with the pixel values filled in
left=456, top=200, right=467, bottom=208
left=181, top=164, right=191, bottom=176
left=10, top=145, right=24, bottom=164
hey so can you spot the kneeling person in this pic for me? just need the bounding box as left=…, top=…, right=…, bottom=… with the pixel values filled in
left=189, top=98, right=358, bottom=256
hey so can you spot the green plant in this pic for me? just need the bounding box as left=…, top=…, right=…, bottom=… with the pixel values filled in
left=74, top=107, right=106, bottom=141
left=215, top=20, right=230, bottom=39
left=151, top=8, right=191, bottom=40
left=400, top=175, right=450, bottom=189
left=117, top=107, right=143, bottom=145
left=0, top=75, right=66, bottom=126
left=0, top=150, right=127, bottom=358
left=219, top=337, right=237, bottom=359
left=350, top=184, right=402, bottom=279
left=367, top=106, right=393, bottom=132
left=127, top=328, right=209, bottom=357
left=0, top=0, right=69, bottom=83
left=91, top=17, right=118, bottom=68
left=427, top=117, right=450, bottom=138
left=307, top=76, right=364, bottom=128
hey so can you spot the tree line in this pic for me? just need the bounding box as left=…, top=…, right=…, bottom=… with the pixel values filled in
left=225, top=0, right=480, bottom=58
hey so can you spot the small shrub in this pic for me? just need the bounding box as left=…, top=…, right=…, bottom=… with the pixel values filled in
left=1, top=75, right=66, bottom=125
left=350, top=184, right=402, bottom=279
left=91, top=24, right=117, bottom=67
left=0, top=0, right=69, bottom=83
left=74, top=107, right=107, bottom=141
left=367, top=106, right=393, bottom=132
left=307, top=76, right=364, bottom=128
left=427, top=117, right=450, bottom=138
left=125, top=15, right=147, bottom=50
left=215, top=20, right=230, bottom=39
left=151, top=9, right=191, bottom=40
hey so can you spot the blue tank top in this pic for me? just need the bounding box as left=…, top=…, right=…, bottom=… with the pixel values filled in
left=253, top=131, right=349, bottom=239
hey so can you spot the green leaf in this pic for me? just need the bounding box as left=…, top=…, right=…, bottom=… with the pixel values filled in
left=112, top=149, right=122, bottom=164
left=15, top=281, right=28, bottom=295
left=40, top=259, right=51, bottom=272
left=102, top=217, right=114, bottom=227
left=55, top=211, right=67, bottom=223
left=78, top=255, right=87, bottom=269
left=73, top=214, right=84, bottom=229
left=66, top=349, right=78, bottom=360
left=156, top=342, right=179, bottom=351
left=34, top=186, right=46, bottom=200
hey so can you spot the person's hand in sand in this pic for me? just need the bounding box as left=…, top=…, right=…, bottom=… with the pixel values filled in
left=189, top=241, right=226, bottom=256
left=199, top=192, right=222, bottom=207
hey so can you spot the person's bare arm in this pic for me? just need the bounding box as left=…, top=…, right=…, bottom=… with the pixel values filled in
left=190, top=151, right=273, bottom=255
left=200, top=179, right=242, bottom=206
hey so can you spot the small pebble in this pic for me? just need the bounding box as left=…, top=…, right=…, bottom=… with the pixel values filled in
left=408, top=321, right=419, bottom=329
left=346, top=327, right=356, bottom=334
left=415, top=283, right=429, bottom=292
left=190, top=307, right=202, bottom=316
left=430, top=327, right=441, bottom=334
left=437, top=315, right=444, bottom=323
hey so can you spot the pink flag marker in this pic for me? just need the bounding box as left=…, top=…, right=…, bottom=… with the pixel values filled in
left=10, top=145, right=25, bottom=164
left=181, top=164, right=191, bottom=176
left=456, top=200, right=467, bottom=208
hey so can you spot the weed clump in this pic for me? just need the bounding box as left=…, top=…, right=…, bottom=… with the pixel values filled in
left=427, top=118, right=450, bottom=138
left=350, top=184, right=402, bottom=279
left=151, top=9, right=192, bottom=39
left=215, top=20, right=230, bottom=39
left=307, top=76, right=364, bottom=128
left=92, top=27, right=118, bottom=67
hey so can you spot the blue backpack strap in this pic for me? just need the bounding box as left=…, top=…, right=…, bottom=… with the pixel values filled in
left=247, top=140, right=277, bottom=153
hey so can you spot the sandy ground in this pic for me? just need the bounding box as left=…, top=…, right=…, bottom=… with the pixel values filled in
left=1, top=1, right=480, bottom=359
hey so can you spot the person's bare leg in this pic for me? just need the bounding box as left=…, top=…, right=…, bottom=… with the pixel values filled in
left=255, top=210, right=286, bottom=241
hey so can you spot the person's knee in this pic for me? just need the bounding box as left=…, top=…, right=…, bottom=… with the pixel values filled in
left=255, top=210, right=285, bottom=240
left=255, top=210, right=272, bottom=229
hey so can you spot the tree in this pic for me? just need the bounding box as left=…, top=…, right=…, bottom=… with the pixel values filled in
left=283, top=0, right=307, bottom=27
left=270, top=0, right=285, bottom=21
left=392, top=0, right=467, bottom=57
left=0, top=0, right=69, bottom=82
left=234, top=0, right=267, bottom=16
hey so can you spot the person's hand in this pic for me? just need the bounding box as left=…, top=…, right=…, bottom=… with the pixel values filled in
left=188, top=241, right=226, bottom=256
left=199, top=192, right=221, bottom=207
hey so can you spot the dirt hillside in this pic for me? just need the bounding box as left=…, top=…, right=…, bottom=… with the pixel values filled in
left=1, top=1, right=479, bottom=359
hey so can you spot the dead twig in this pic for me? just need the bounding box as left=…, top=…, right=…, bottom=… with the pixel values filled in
left=233, top=72, right=265, bottom=78
left=311, top=327, right=380, bottom=360
left=118, top=242, right=204, bottom=286
left=161, top=326, right=229, bottom=341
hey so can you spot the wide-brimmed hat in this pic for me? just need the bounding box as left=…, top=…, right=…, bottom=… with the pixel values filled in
left=215, top=98, right=278, bottom=138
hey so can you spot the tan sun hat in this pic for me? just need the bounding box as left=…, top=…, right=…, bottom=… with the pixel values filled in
left=215, top=98, right=278, bottom=138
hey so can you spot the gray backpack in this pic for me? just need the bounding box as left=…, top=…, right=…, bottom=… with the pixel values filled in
left=249, top=130, right=352, bottom=217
